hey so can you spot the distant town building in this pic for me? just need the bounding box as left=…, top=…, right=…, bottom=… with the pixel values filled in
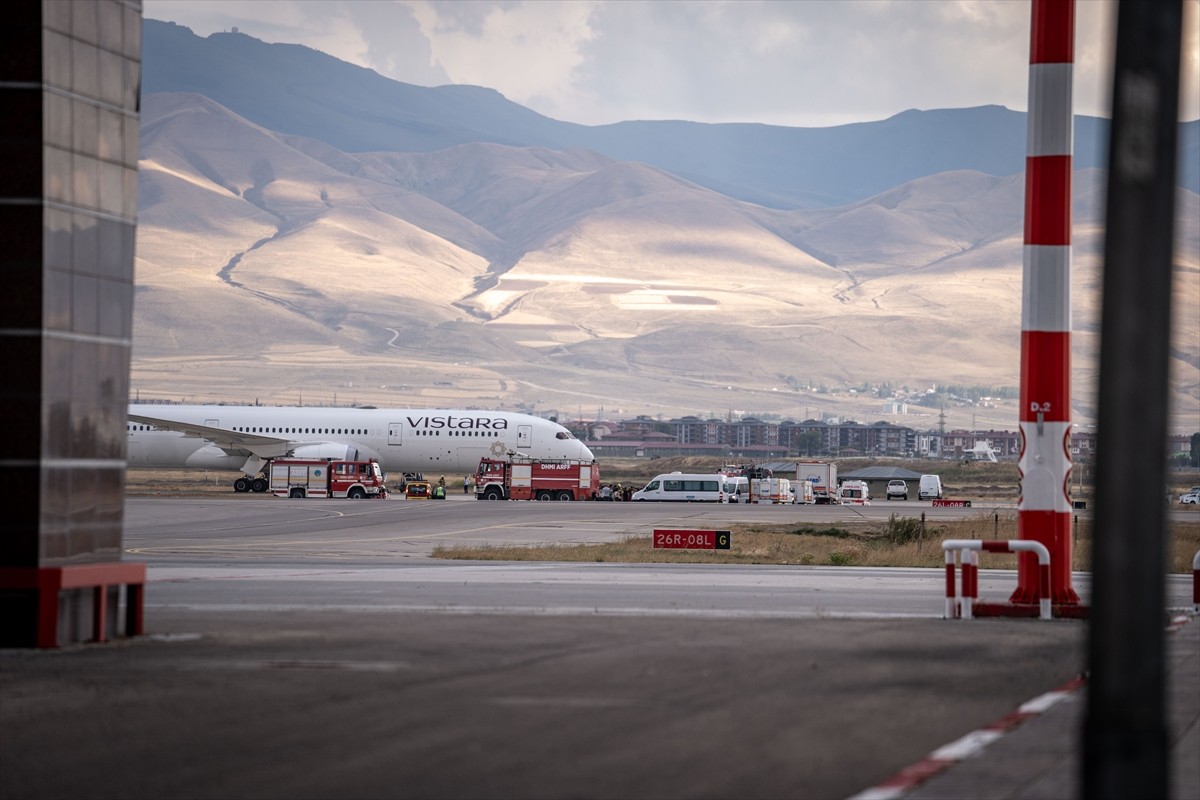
left=576, top=413, right=1194, bottom=464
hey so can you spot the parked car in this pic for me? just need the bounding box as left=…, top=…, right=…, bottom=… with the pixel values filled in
left=405, top=481, right=432, bottom=499
left=1180, top=490, right=1200, bottom=505
left=886, top=480, right=908, bottom=500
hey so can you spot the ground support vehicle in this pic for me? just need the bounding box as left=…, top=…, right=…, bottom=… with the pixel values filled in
left=1180, top=489, right=1200, bottom=505
left=475, top=457, right=600, bottom=501
left=750, top=477, right=792, bottom=504
left=632, top=472, right=730, bottom=502
left=795, top=462, right=839, bottom=504
left=886, top=480, right=908, bottom=500
left=405, top=481, right=432, bottom=499
left=724, top=475, right=749, bottom=502
left=838, top=480, right=870, bottom=505
left=792, top=480, right=815, bottom=504
left=269, top=459, right=388, bottom=499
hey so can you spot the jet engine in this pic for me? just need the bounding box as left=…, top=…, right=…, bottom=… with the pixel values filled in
left=290, top=443, right=360, bottom=461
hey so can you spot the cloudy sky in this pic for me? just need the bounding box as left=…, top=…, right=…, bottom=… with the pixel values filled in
left=145, top=0, right=1199, bottom=128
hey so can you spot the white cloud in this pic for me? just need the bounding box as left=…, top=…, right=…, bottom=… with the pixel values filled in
left=407, top=0, right=600, bottom=113
left=144, top=0, right=1198, bottom=127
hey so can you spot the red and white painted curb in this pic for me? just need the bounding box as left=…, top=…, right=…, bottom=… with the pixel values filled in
left=846, top=676, right=1086, bottom=800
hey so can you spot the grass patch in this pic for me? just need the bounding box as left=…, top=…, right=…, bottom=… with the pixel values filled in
left=432, top=513, right=1200, bottom=574
left=789, top=525, right=857, bottom=539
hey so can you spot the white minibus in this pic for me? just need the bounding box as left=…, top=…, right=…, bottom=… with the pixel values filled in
left=632, top=472, right=730, bottom=502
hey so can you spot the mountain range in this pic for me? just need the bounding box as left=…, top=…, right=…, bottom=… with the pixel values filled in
left=132, top=19, right=1200, bottom=431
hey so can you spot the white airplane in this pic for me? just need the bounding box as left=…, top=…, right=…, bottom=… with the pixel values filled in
left=127, top=404, right=595, bottom=493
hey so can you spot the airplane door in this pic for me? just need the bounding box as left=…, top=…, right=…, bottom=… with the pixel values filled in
left=517, top=424, right=532, bottom=450
left=388, top=423, right=404, bottom=446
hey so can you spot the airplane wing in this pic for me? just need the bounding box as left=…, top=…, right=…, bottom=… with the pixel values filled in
left=128, top=413, right=293, bottom=460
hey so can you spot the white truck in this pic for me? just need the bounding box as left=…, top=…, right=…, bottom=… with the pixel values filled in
left=749, top=477, right=792, bottom=504
left=795, top=461, right=838, bottom=504
left=792, top=479, right=815, bottom=504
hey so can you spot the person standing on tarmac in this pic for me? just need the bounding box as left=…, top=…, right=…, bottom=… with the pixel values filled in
left=463, top=475, right=470, bottom=494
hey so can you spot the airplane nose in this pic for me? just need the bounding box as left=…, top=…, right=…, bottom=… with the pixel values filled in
left=579, top=441, right=596, bottom=462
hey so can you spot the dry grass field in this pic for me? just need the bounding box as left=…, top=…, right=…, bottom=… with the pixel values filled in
left=431, top=514, right=1200, bottom=575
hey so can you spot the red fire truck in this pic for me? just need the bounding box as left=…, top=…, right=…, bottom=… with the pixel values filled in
left=474, top=457, right=600, bottom=501
left=269, top=458, right=389, bottom=499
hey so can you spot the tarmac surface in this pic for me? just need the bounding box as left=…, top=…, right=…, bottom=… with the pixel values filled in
left=1, top=497, right=1196, bottom=799
left=862, top=614, right=1199, bottom=800
left=3, top=594, right=1195, bottom=799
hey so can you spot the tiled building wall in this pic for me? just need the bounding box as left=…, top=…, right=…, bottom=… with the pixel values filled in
left=0, top=0, right=140, bottom=570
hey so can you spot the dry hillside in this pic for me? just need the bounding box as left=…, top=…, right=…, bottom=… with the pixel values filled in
left=132, top=93, right=1200, bottom=431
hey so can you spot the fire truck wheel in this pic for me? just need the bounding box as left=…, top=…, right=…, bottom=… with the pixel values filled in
left=233, top=477, right=251, bottom=493
left=347, top=487, right=367, bottom=499
left=289, top=488, right=305, bottom=499
left=536, top=490, right=554, bottom=501
left=250, top=478, right=268, bottom=493
left=556, top=491, right=573, bottom=501
left=483, top=486, right=504, bottom=501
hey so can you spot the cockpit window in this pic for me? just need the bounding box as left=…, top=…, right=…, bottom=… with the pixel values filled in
left=556, top=431, right=574, bottom=439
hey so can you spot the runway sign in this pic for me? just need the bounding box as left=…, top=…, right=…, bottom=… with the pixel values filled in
left=653, top=529, right=731, bottom=550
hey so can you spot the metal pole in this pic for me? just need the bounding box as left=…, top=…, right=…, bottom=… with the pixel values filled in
left=1083, top=0, right=1183, bottom=796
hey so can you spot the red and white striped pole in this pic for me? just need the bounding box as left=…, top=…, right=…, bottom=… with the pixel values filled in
left=1014, top=0, right=1080, bottom=605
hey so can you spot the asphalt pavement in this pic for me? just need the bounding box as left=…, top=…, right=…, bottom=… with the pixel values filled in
left=3, top=495, right=1196, bottom=799
left=860, top=613, right=1199, bottom=800
left=2, top=596, right=1195, bottom=799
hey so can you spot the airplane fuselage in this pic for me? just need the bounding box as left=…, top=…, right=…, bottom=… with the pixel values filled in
left=126, top=404, right=594, bottom=478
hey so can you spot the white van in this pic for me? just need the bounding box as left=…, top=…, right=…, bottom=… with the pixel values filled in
left=632, top=472, right=729, bottom=502
left=919, top=474, right=943, bottom=501
left=723, top=476, right=749, bottom=503
left=838, top=480, right=870, bottom=504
